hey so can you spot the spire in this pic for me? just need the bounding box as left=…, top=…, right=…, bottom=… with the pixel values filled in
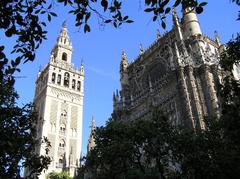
left=172, top=7, right=183, bottom=41
left=157, top=29, right=161, bottom=39
left=80, top=58, right=84, bottom=73
left=140, top=44, right=144, bottom=55
left=91, top=115, right=95, bottom=132
left=113, top=92, right=116, bottom=102
left=51, top=21, right=73, bottom=64
left=172, top=7, right=180, bottom=26
left=62, top=20, right=67, bottom=28
left=174, top=42, right=183, bottom=66
left=214, top=31, right=221, bottom=47
left=56, top=21, right=72, bottom=47
left=120, top=50, right=128, bottom=73
left=87, top=116, right=96, bottom=153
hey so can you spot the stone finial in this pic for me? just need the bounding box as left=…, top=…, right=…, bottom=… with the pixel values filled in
left=121, top=50, right=127, bottom=60
left=62, top=20, right=67, bottom=28
left=91, top=116, right=95, bottom=131
left=80, top=59, right=84, bottom=66
left=214, top=30, right=221, bottom=47
left=140, top=43, right=144, bottom=54
left=113, top=92, right=116, bottom=102
left=120, top=50, right=128, bottom=73
left=172, top=7, right=180, bottom=26
left=157, top=29, right=161, bottom=39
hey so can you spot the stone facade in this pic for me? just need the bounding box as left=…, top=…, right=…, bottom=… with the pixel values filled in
left=112, top=7, right=225, bottom=129
left=33, top=22, right=84, bottom=178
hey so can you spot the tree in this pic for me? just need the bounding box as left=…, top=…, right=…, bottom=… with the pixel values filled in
left=0, top=0, right=212, bottom=76
left=174, top=34, right=240, bottom=179
left=82, top=110, right=179, bottom=179
left=0, top=63, right=51, bottom=178
left=47, top=171, right=72, bottom=179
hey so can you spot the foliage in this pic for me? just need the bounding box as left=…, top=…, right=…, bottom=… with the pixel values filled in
left=0, top=63, right=51, bottom=178
left=82, top=110, right=179, bottom=179
left=0, top=0, right=210, bottom=76
left=47, top=171, right=72, bottom=179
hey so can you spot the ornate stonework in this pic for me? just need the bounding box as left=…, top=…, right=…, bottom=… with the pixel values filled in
left=33, top=22, right=84, bottom=178
left=113, top=7, right=224, bottom=129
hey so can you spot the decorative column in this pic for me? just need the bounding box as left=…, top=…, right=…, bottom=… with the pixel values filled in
left=177, top=67, right=194, bottom=128
left=187, top=66, right=205, bottom=129
left=203, top=64, right=219, bottom=116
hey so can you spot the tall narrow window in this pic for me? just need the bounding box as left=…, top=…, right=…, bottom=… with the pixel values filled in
left=64, top=72, right=70, bottom=87
left=57, top=74, right=61, bottom=85
left=62, top=52, right=67, bottom=61
left=77, top=81, right=81, bottom=91
left=59, top=123, right=66, bottom=135
left=59, top=139, right=65, bottom=148
left=72, top=79, right=76, bottom=89
left=52, top=73, right=56, bottom=83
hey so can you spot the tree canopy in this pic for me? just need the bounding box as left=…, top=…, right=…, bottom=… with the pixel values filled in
left=47, top=171, right=72, bottom=179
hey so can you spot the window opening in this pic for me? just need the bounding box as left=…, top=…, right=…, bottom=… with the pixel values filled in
left=77, top=81, right=81, bottom=91
left=57, top=74, right=61, bottom=85
left=72, top=79, right=76, bottom=89
left=52, top=73, right=56, bottom=83
left=62, top=52, right=67, bottom=61
left=64, top=72, right=70, bottom=87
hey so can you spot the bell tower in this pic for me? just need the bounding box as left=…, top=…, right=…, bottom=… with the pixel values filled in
left=51, top=21, right=73, bottom=64
left=33, top=22, right=84, bottom=178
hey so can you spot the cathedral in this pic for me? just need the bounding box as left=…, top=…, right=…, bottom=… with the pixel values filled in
left=112, top=7, right=225, bottom=129
left=33, top=22, right=84, bottom=178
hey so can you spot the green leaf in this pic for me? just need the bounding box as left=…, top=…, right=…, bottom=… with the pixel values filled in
left=126, top=20, right=133, bottom=23
left=165, top=7, right=171, bottom=14
left=153, top=16, right=157, bottom=22
left=35, top=9, right=40, bottom=14
left=50, top=12, right=57, bottom=17
left=199, top=2, right=208, bottom=6
left=173, top=0, right=182, bottom=7
left=84, top=24, right=90, bottom=33
left=85, top=12, right=91, bottom=22
left=105, top=19, right=112, bottom=23
left=144, top=8, right=154, bottom=12
left=196, top=6, right=203, bottom=14
left=41, top=22, right=46, bottom=26
left=113, top=21, right=117, bottom=28
left=161, top=21, right=166, bottom=29
left=101, top=0, right=108, bottom=12
left=48, top=14, right=51, bottom=21
left=123, top=16, right=128, bottom=21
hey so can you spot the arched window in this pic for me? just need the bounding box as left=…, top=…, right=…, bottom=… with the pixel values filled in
left=62, top=52, right=67, bottom=61
left=77, top=81, right=81, bottom=91
left=52, top=73, right=56, bottom=83
left=61, top=110, right=67, bottom=117
left=64, top=72, right=70, bottom=87
left=60, top=123, right=66, bottom=133
left=57, top=74, right=61, bottom=85
left=59, top=139, right=65, bottom=148
left=59, top=158, right=63, bottom=164
left=72, top=79, right=76, bottom=89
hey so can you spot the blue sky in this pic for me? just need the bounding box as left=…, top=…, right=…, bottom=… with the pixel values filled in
left=11, top=1, right=239, bottom=156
